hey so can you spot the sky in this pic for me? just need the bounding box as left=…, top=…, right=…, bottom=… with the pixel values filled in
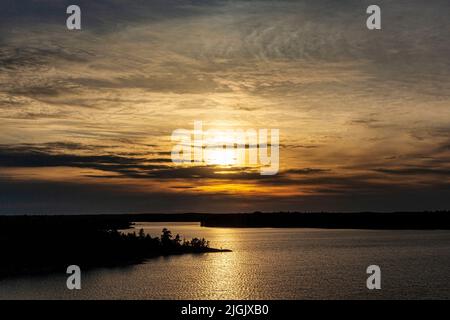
left=0, top=0, right=450, bottom=214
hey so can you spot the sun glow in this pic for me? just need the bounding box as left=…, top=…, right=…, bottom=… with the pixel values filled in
left=171, top=121, right=280, bottom=175
left=204, top=148, right=238, bottom=166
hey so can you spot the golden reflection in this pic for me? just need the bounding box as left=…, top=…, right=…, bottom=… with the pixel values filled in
left=201, top=228, right=243, bottom=299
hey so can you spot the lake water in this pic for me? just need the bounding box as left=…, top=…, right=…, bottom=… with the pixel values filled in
left=1, top=222, right=449, bottom=300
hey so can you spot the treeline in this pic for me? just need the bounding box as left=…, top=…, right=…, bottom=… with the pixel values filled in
left=200, top=211, right=450, bottom=229
left=124, top=227, right=211, bottom=252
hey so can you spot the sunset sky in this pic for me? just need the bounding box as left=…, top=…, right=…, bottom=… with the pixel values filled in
left=1, top=0, right=450, bottom=214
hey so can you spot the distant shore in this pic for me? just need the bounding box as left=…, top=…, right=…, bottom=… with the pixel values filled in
left=199, top=212, right=450, bottom=229
left=2, top=211, right=450, bottom=230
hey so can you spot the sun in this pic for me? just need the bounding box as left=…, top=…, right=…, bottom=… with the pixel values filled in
left=204, top=148, right=238, bottom=166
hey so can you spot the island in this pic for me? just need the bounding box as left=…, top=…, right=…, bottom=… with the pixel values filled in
left=0, top=216, right=230, bottom=279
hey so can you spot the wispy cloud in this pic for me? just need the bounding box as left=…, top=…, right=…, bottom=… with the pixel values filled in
left=0, top=0, right=449, bottom=213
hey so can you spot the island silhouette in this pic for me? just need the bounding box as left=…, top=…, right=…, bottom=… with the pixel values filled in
left=0, top=216, right=230, bottom=279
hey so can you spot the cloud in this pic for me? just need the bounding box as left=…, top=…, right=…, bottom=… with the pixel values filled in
left=374, top=167, right=450, bottom=176
left=0, top=1, right=450, bottom=212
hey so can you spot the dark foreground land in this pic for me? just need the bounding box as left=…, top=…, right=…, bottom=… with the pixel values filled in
left=0, top=216, right=230, bottom=279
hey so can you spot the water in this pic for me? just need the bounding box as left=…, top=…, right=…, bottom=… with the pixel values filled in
left=1, top=222, right=449, bottom=300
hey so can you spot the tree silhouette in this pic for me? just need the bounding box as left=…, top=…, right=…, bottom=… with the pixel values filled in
left=161, top=228, right=173, bottom=247
left=174, top=234, right=182, bottom=246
